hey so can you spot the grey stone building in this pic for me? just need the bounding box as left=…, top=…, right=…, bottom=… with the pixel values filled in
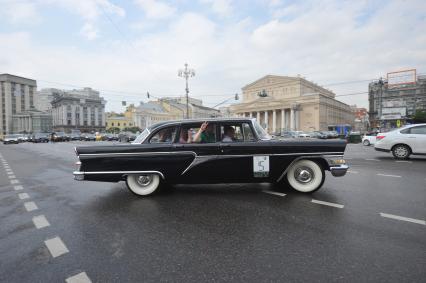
left=369, top=75, right=426, bottom=129
left=0, top=74, right=38, bottom=136
left=49, top=87, right=106, bottom=132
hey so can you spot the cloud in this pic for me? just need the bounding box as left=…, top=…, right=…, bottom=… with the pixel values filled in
left=0, top=0, right=41, bottom=25
left=1, top=0, right=425, bottom=111
left=134, top=0, right=176, bottom=19
left=200, top=0, right=233, bottom=17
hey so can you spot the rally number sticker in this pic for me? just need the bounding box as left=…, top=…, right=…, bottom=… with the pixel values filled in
left=253, top=156, right=269, bottom=177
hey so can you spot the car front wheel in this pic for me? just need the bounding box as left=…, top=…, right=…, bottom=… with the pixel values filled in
left=126, top=174, right=161, bottom=196
left=363, top=139, right=370, bottom=146
left=286, top=160, right=325, bottom=193
left=392, top=144, right=410, bottom=159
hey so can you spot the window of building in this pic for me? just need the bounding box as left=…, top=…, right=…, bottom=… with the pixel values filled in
left=118, top=122, right=120, bottom=126
left=111, top=122, right=114, bottom=126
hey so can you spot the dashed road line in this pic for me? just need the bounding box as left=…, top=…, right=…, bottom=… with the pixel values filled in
left=8, top=175, right=16, bottom=179
left=10, top=179, right=19, bottom=184
left=380, top=213, right=425, bottom=225
left=18, top=193, right=30, bottom=200
left=365, top=158, right=380, bottom=161
left=6, top=171, right=13, bottom=175
left=395, top=160, right=412, bottom=163
left=311, top=199, right=344, bottom=208
left=377, top=173, right=401, bottom=178
left=24, top=201, right=38, bottom=212
left=14, top=185, right=24, bottom=191
left=263, top=190, right=286, bottom=197
left=33, top=215, right=50, bottom=229
left=66, top=272, right=92, bottom=283
left=44, top=237, right=69, bottom=258
left=348, top=170, right=359, bottom=174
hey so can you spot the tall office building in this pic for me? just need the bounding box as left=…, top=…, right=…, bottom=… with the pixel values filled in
left=0, top=74, right=37, bottom=135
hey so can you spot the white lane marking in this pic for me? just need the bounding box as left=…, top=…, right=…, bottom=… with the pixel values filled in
left=377, top=173, right=401, bottom=178
left=395, top=160, right=412, bottom=163
left=33, top=215, right=50, bottom=229
left=365, top=158, right=380, bottom=161
left=7, top=171, right=13, bottom=175
left=18, top=193, right=29, bottom=200
left=24, top=202, right=38, bottom=211
left=8, top=175, right=16, bottom=179
left=10, top=179, right=19, bottom=184
left=263, top=190, right=286, bottom=197
left=311, top=199, right=344, bottom=208
left=380, top=213, right=425, bottom=225
left=66, top=272, right=92, bottom=283
left=44, top=237, right=69, bottom=258
left=14, top=185, right=24, bottom=191
left=348, top=170, right=359, bottom=174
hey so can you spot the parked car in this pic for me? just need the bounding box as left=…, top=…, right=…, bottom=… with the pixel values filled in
left=3, top=134, right=21, bottom=144
left=70, top=133, right=82, bottom=141
left=104, top=134, right=119, bottom=141
left=314, top=131, right=328, bottom=139
left=298, top=132, right=311, bottom=138
left=52, top=132, right=70, bottom=142
left=280, top=131, right=297, bottom=138
left=32, top=133, right=50, bottom=143
left=362, top=132, right=377, bottom=146
left=73, top=118, right=349, bottom=196
left=17, top=134, right=29, bottom=142
left=375, top=124, right=426, bottom=159
left=82, top=133, right=96, bottom=141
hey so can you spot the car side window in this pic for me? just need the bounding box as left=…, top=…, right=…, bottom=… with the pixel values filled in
left=242, top=123, right=255, bottom=141
left=400, top=128, right=410, bottom=134
left=410, top=126, right=426, bottom=135
left=181, top=122, right=217, bottom=143
left=220, top=124, right=244, bottom=142
left=149, top=126, right=177, bottom=144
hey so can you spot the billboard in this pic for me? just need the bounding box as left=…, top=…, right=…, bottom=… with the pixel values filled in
left=387, top=69, right=416, bottom=87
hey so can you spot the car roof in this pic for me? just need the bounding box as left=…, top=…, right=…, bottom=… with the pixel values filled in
left=148, top=117, right=255, bottom=131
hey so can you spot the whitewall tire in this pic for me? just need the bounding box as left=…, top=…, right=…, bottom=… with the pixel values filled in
left=286, top=160, right=325, bottom=193
left=126, top=174, right=161, bottom=196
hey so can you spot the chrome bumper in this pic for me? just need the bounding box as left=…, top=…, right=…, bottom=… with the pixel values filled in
left=73, top=171, right=85, bottom=181
left=330, top=165, right=349, bottom=177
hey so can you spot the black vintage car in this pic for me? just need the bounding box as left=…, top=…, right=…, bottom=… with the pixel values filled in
left=73, top=118, right=348, bottom=196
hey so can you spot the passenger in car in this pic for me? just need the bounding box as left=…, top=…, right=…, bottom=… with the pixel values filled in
left=222, top=126, right=236, bottom=142
left=179, top=128, right=192, bottom=143
left=193, top=122, right=216, bottom=143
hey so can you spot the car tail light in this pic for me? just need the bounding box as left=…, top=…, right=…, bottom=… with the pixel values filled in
left=376, top=135, right=386, bottom=141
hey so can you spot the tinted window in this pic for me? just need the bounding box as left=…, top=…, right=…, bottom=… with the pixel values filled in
left=149, top=126, right=177, bottom=144
left=400, top=128, right=410, bottom=134
left=220, top=124, right=244, bottom=142
left=242, top=123, right=255, bottom=141
left=410, top=126, right=426, bottom=135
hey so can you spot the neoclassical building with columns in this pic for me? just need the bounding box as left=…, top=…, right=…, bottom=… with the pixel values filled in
left=230, top=75, right=353, bottom=133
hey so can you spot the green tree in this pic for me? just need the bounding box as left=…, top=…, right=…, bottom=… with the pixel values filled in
left=412, top=110, right=426, bottom=123
left=107, top=127, right=120, bottom=134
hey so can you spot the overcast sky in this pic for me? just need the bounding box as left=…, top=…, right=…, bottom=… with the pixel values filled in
left=1, top=0, right=425, bottom=112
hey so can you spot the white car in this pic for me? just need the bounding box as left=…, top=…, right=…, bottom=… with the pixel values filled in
left=374, top=124, right=426, bottom=159
left=362, top=133, right=377, bottom=146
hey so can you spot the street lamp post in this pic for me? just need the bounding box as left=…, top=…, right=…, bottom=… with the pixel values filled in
left=178, top=63, right=195, bottom=119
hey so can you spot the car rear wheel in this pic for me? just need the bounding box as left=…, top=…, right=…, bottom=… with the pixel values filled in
left=126, top=174, right=161, bottom=196
left=363, top=139, right=370, bottom=146
left=392, top=144, right=410, bottom=159
left=286, top=160, right=325, bottom=193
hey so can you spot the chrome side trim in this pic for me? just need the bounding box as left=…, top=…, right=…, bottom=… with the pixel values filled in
left=79, top=151, right=196, bottom=158
left=276, top=155, right=343, bottom=182
left=181, top=155, right=217, bottom=175
left=73, top=170, right=165, bottom=179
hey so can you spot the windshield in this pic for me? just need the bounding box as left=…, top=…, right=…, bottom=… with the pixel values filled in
left=252, top=120, right=271, bottom=140
left=132, top=128, right=150, bottom=144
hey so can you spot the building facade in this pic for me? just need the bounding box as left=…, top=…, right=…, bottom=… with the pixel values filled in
left=369, top=75, right=426, bottom=130
left=12, top=109, right=52, bottom=133
left=230, top=75, right=353, bottom=133
left=0, top=74, right=38, bottom=136
left=50, top=87, right=106, bottom=132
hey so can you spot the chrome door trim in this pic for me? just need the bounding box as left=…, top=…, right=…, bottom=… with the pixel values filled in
left=73, top=170, right=165, bottom=179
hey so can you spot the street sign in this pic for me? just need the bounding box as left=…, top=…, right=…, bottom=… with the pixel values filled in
left=396, top=120, right=401, bottom=127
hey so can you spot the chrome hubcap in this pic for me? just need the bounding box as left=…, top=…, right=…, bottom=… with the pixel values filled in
left=137, top=175, right=152, bottom=186
left=294, top=166, right=314, bottom=183
left=396, top=147, right=407, bottom=157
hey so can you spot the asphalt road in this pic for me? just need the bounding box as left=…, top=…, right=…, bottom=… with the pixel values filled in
left=0, top=141, right=425, bottom=282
